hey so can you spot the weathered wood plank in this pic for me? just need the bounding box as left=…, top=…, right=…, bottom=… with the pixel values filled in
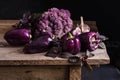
left=69, top=66, right=81, bottom=80
left=0, top=20, right=19, bottom=34
left=0, top=66, right=69, bottom=80
left=85, top=42, right=110, bottom=65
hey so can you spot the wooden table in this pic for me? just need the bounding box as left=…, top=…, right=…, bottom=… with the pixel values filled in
left=0, top=20, right=110, bottom=80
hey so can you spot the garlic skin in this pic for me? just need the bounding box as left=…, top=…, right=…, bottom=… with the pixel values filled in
left=80, top=16, right=90, bottom=33
left=71, top=16, right=90, bottom=36
left=72, top=24, right=82, bottom=36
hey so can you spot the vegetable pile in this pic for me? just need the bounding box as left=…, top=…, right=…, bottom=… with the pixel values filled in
left=4, top=7, right=108, bottom=58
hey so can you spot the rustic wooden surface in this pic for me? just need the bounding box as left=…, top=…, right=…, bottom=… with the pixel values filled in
left=0, top=34, right=109, bottom=66
left=0, top=20, right=19, bottom=34
left=0, top=20, right=110, bottom=80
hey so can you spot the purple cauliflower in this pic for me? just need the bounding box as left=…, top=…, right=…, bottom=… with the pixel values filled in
left=36, top=7, right=73, bottom=39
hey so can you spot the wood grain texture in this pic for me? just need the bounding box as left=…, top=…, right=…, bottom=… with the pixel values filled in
left=69, top=66, right=81, bottom=80
left=0, top=20, right=19, bottom=34
left=0, top=66, right=69, bottom=80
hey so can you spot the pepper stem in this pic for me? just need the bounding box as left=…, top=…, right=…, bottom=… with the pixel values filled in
left=68, top=32, right=74, bottom=39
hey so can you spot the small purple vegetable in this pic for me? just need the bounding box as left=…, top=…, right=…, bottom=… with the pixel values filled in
left=79, top=31, right=99, bottom=51
left=23, top=32, right=52, bottom=54
left=61, top=32, right=81, bottom=55
left=4, top=29, right=31, bottom=46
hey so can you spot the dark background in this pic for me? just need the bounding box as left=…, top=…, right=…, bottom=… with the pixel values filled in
left=0, top=0, right=120, bottom=41
left=0, top=0, right=120, bottom=67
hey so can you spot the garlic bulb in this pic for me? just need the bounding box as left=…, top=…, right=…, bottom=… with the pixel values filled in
left=80, top=16, right=90, bottom=33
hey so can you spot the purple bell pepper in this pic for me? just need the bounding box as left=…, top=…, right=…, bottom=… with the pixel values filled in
left=79, top=31, right=99, bottom=51
left=61, top=32, right=81, bottom=55
left=23, top=32, right=52, bottom=54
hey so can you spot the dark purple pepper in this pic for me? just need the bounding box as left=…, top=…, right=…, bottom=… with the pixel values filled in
left=23, top=32, right=52, bottom=54
left=4, top=29, right=31, bottom=46
left=61, top=32, right=81, bottom=55
left=79, top=32, right=99, bottom=51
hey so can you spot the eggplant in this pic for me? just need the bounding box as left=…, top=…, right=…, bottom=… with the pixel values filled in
left=61, top=32, right=81, bottom=55
left=23, top=32, right=52, bottom=54
left=4, top=29, right=31, bottom=46
left=79, top=31, right=99, bottom=51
